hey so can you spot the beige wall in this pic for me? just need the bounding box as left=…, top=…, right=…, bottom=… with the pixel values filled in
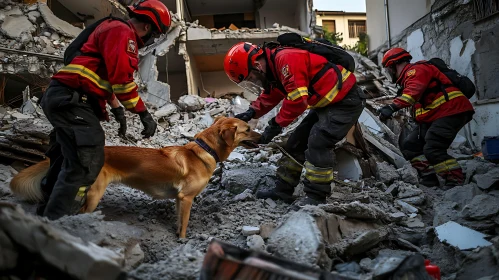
left=200, top=71, right=244, bottom=98
left=366, top=0, right=436, bottom=51
left=316, top=14, right=366, bottom=47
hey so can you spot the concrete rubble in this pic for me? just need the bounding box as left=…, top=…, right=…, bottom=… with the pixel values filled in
left=0, top=1, right=76, bottom=77
left=0, top=7, right=498, bottom=279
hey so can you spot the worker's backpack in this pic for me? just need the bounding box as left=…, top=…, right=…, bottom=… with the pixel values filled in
left=64, top=16, right=128, bottom=65
left=425, top=58, right=476, bottom=99
left=265, top=32, right=356, bottom=94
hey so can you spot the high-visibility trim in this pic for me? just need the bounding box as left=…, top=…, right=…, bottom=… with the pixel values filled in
left=120, top=96, right=141, bottom=109
left=398, top=93, right=416, bottom=105
left=287, top=87, right=309, bottom=101
left=434, top=159, right=460, bottom=173
left=410, top=155, right=428, bottom=163
left=304, top=161, right=334, bottom=183
left=415, top=91, right=464, bottom=116
left=112, top=82, right=137, bottom=94
left=311, top=68, right=351, bottom=108
left=58, top=64, right=112, bottom=92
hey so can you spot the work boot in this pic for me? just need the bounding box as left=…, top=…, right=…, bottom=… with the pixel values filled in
left=419, top=173, right=440, bottom=187
left=440, top=168, right=464, bottom=188
left=289, top=161, right=333, bottom=211
left=256, top=178, right=296, bottom=204
left=434, top=159, right=463, bottom=189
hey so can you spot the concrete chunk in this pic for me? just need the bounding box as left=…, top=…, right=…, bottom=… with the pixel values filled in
left=461, top=194, right=499, bottom=220
left=473, top=168, right=499, bottom=190
left=1, top=14, right=34, bottom=39
left=38, top=3, right=82, bottom=38
left=376, top=162, right=400, bottom=184
left=242, top=226, right=260, bottom=236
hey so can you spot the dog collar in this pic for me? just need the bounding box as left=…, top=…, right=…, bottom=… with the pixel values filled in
left=194, top=138, right=220, bottom=162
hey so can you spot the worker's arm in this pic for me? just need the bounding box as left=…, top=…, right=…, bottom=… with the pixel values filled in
left=274, top=53, right=310, bottom=127
left=99, top=24, right=146, bottom=113
left=393, top=65, right=432, bottom=109
left=250, top=88, right=286, bottom=119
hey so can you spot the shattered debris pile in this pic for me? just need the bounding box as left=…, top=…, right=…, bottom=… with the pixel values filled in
left=187, top=20, right=309, bottom=36
left=0, top=0, right=79, bottom=76
left=0, top=100, right=50, bottom=164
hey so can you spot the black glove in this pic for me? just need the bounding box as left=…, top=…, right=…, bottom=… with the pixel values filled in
left=258, top=117, right=282, bottom=144
left=138, top=110, right=157, bottom=138
left=110, top=107, right=127, bottom=137
left=235, top=107, right=256, bottom=122
left=378, top=104, right=398, bottom=121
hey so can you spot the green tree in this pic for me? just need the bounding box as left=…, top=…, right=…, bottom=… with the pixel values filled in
left=343, top=32, right=369, bottom=57
left=323, top=27, right=343, bottom=45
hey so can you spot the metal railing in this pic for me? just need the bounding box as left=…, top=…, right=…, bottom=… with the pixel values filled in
left=474, top=0, right=499, bottom=21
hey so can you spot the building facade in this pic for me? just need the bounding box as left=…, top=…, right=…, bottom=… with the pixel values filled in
left=316, top=10, right=367, bottom=47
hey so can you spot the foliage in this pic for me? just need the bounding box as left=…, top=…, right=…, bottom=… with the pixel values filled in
left=323, top=27, right=343, bottom=45
left=343, top=32, right=369, bottom=57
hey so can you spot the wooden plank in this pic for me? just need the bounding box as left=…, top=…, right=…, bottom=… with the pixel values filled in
left=0, top=150, right=40, bottom=164
left=0, top=139, right=46, bottom=158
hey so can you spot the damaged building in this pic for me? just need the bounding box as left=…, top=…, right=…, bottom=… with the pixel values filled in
left=365, top=0, right=499, bottom=150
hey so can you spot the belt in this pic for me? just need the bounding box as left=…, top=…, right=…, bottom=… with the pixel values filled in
left=49, top=79, right=89, bottom=104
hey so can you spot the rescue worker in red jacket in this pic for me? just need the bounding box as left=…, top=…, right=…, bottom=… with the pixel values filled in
left=378, top=48, right=474, bottom=187
left=225, top=41, right=366, bottom=209
left=38, top=0, right=171, bottom=219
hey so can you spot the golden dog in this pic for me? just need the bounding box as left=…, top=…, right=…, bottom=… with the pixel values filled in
left=10, top=116, right=260, bottom=238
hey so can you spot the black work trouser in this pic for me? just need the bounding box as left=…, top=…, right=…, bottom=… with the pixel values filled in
left=400, top=111, right=474, bottom=165
left=277, top=85, right=366, bottom=198
left=40, top=81, right=105, bottom=220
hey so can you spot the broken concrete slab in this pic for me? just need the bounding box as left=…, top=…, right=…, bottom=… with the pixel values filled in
left=242, top=226, right=260, bottom=236
left=444, top=183, right=482, bottom=209
left=361, top=124, right=407, bottom=168
left=13, top=118, right=52, bottom=140
left=403, top=217, right=425, bottom=228
left=0, top=203, right=125, bottom=280
left=178, top=95, right=206, bottom=112
left=465, top=159, right=497, bottom=184
left=395, top=181, right=424, bottom=199
left=221, top=166, right=275, bottom=195
left=397, top=163, right=419, bottom=185
left=399, top=195, right=425, bottom=206
left=376, top=161, right=400, bottom=184
left=433, top=201, right=460, bottom=226
left=396, top=200, right=418, bottom=214
left=461, top=194, right=499, bottom=220
left=435, top=221, right=492, bottom=250
left=267, top=209, right=331, bottom=269
left=320, top=201, right=390, bottom=221
left=154, top=103, right=177, bottom=118
left=455, top=241, right=499, bottom=280
left=232, top=189, right=254, bottom=202
left=38, top=3, right=81, bottom=38
left=1, top=14, right=34, bottom=39
left=50, top=211, right=144, bottom=269
left=344, top=228, right=390, bottom=256
left=473, top=168, right=499, bottom=190
left=246, top=235, right=265, bottom=251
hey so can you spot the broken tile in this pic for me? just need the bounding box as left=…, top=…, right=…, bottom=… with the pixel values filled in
left=435, top=221, right=492, bottom=250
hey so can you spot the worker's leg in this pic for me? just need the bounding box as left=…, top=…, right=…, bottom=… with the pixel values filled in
left=400, top=122, right=439, bottom=187
left=41, top=84, right=105, bottom=220
left=424, top=112, right=473, bottom=187
left=293, top=86, right=365, bottom=209
left=257, top=111, right=319, bottom=203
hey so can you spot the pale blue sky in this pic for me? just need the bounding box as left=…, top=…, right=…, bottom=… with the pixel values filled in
left=314, top=0, right=366, bottom=12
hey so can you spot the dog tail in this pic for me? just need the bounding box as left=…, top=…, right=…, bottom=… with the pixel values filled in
left=10, top=159, right=50, bottom=202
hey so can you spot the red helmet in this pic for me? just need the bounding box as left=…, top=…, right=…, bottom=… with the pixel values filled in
left=224, top=42, right=264, bottom=84
left=382, top=48, right=412, bottom=68
left=127, top=0, right=171, bottom=34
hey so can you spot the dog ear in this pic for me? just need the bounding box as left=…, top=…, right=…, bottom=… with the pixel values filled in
left=220, top=125, right=237, bottom=146
left=213, top=115, right=226, bottom=124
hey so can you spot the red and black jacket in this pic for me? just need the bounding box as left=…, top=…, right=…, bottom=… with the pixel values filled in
left=393, top=62, right=474, bottom=123
left=250, top=47, right=357, bottom=127
left=52, top=18, right=146, bottom=121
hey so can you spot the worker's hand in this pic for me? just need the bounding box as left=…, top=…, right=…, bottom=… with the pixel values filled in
left=138, top=110, right=157, bottom=138
left=378, top=104, right=397, bottom=121
left=234, top=108, right=256, bottom=122
left=258, top=117, right=282, bottom=144
left=110, top=107, right=127, bottom=137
